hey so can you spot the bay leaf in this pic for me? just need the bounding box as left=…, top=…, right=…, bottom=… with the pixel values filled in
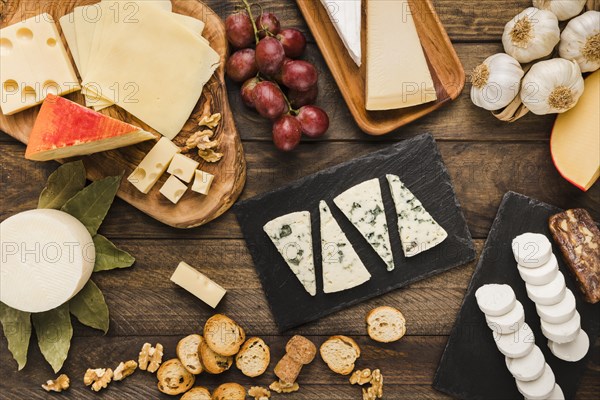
left=0, top=302, right=31, bottom=370
left=61, top=173, right=123, bottom=236
left=93, top=235, right=135, bottom=272
left=38, top=160, right=86, bottom=209
left=32, top=303, right=72, bottom=373
left=69, top=280, right=109, bottom=334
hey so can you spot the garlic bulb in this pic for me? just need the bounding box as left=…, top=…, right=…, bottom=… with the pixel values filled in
left=559, top=11, right=600, bottom=72
left=532, top=0, right=587, bottom=21
left=471, top=54, right=525, bottom=111
left=503, top=7, right=560, bottom=63
left=520, top=58, right=584, bottom=115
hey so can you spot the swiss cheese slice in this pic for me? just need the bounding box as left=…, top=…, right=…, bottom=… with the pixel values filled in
left=551, top=70, right=600, bottom=191
left=25, top=94, right=155, bottom=161
left=320, top=0, right=362, bottom=66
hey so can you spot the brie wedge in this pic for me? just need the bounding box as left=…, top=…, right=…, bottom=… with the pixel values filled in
left=320, top=0, right=362, bottom=66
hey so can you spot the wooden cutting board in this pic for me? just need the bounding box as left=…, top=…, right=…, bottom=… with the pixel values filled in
left=0, top=0, right=246, bottom=229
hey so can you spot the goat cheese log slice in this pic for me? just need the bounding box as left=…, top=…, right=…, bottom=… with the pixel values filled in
left=515, top=363, right=556, bottom=400
left=540, top=311, right=581, bottom=344
left=512, top=233, right=553, bottom=268
left=518, top=254, right=559, bottom=286
left=526, top=272, right=566, bottom=306
left=496, top=322, right=535, bottom=358
left=319, top=201, right=371, bottom=293
left=386, top=175, right=447, bottom=257
left=486, top=300, right=525, bottom=335
left=548, top=329, right=590, bottom=362
left=334, top=179, right=395, bottom=271
left=0, top=209, right=95, bottom=312
left=536, top=289, right=576, bottom=324
left=546, top=384, right=565, bottom=400
left=264, top=211, right=316, bottom=296
left=505, top=345, right=546, bottom=382
left=475, top=284, right=517, bottom=317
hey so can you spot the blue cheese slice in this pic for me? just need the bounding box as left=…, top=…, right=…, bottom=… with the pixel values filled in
left=386, top=174, right=447, bottom=257
left=334, top=178, right=395, bottom=271
left=263, top=211, right=316, bottom=296
left=320, top=201, right=371, bottom=293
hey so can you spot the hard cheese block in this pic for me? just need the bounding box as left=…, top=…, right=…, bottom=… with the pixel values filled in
left=365, top=0, right=437, bottom=110
left=128, top=137, right=181, bottom=194
left=551, top=70, right=600, bottom=191
left=0, top=209, right=95, bottom=313
left=170, top=261, right=226, bottom=308
left=320, top=0, right=362, bottom=66
left=25, top=94, right=155, bottom=161
left=0, top=13, right=80, bottom=115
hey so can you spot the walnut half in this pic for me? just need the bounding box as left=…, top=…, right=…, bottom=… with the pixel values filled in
left=269, top=380, right=300, bottom=394
left=248, top=386, right=271, bottom=400
left=350, top=368, right=373, bottom=385
left=84, top=368, right=113, bottom=392
left=139, top=343, right=164, bottom=373
left=41, top=374, right=70, bottom=392
left=351, top=368, right=383, bottom=400
left=114, top=360, right=138, bottom=381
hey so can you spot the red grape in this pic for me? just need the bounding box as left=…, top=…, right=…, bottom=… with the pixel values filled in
left=281, top=60, right=318, bottom=92
left=256, top=12, right=281, bottom=38
left=277, top=28, right=307, bottom=58
left=241, top=77, right=260, bottom=108
left=288, top=85, right=318, bottom=108
left=297, top=105, right=329, bottom=138
left=226, top=49, right=258, bottom=82
left=272, top=115, right=302, bottom=151
left=255, top=37, right=286, bottom=76
left=252, top=81, right=288, bottom=120
left=225, top=12, right=255, bottom=49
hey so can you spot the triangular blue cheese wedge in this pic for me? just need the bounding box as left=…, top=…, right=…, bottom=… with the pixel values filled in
left=386, top=174, right=448, bottom=257
left=320, top=0, right=362, bottom=67
left=263, top=211, right=316, bottom=296
left=334, top=178, right=395, bottom=271
left=320, top=201, right=371, bottom=293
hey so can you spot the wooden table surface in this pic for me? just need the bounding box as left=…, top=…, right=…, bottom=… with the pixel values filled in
left=1, top=0, right=599, bottom=399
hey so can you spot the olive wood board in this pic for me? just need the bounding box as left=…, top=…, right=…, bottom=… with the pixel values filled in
left=234, top=134, right=475, bottom=332
left=0, top=0, right=246, bottom=229
left=296, top=0, right=465, bottom=136
left=433, top=192, right=600, bottom=400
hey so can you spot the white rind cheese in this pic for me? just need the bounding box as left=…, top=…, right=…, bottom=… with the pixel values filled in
left=334, top=178, right=395, bottom=271
left=319, top=201, right=371, bottom=293
left=320, top=0, right=362, bottom=66
left=386, top=174, right=447, bottom=257
left=0, top=209, right=95, bottom=313
left=263, top=211, right=316, bottom=296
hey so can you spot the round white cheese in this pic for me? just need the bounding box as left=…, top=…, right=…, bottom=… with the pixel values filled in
left=526, top=273, right=566, bottom=306
left=0, top=209, right=95, bottom=312
left=518, top=254, right=559, bottom=286
left=548, top=329, right=589, bottom=362
left=505, top=345, right=545, bottom=382
left=543, top=384, right=565, bottom=400
left=475, top=284, right=516, bottom=317
left=512, top=233, right=552, bottom=268
left=541, top=311, right=581, bottom=344
left=536, top=289, right=576, bottom=324
left=516, top=363, right=555, bottom=400
left=486, top=300, right=525, bottom=335
left=496, top=322, right=535, bottom=358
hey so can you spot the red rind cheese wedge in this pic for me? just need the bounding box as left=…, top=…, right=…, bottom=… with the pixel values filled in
left=551, top=71, right=600, bottom=192
left=25, top=94, right=156, bottom=161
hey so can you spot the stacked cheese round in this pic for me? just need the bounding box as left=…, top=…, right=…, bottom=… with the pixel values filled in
left=512, top=233, right=589, bottom=362
left=476, top=284, right=564, bottom=400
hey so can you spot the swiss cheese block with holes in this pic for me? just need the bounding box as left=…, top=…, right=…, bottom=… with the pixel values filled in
left=0, top=13, right=79, bottom=115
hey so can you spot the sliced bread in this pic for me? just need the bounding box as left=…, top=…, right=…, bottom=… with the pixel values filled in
left=274, top=353, right=303, bottom=384
left=320, top=335, right=361, bottom=375
left=285, top=335, right=317, bottom=365
left=156, top=359, right=195, bottom=396
left=199, top=339, right=233, bottom=374
left=176, top=334, right=203, bottom=375
left=366, top=306, right=407, bottom=343
left=235, top=337, right=270, bottom=377
left=180, top=386, right=211, bottom=400
left=203, top=314, right=246, bottom=356
left=212, top=383, right=247, bottom=400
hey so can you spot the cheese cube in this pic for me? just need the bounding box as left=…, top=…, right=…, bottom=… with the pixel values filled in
left=159, top=175, right=188, bottom=204
left=128, top=137, right=181, bottom=194
left=191, top=170, right=215, bottom=195
left=167, top=154, right=199, bottom=183
left=170, top=261, right=226, bottom=308
left=0, top=13, right=80, bottom=115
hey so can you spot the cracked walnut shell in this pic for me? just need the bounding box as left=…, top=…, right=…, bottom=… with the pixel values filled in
left=41, top=374, right=70, bottom=392
left=84, top=368, right=113, bottom=392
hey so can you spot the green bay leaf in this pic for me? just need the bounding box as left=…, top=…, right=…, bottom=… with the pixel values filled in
left=61, top=173, right=123, bottom=236
left=93, top=235, right=135, bottom=272
left=32, top=303, right=72, bottom=373
left=69, top=280, right=109, bottom=334
left=38, top=160, right=86, bottom=209
left=0, top=302, right=31, bottom=370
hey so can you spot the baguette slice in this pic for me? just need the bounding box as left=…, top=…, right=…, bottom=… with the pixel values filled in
left=366, top=306, right=407, bottom=343
left=181, top=386, right=211, bottom=400
left=176, top=334, right=203, bottom=375
left=235, top=337, right=270, bottom=377
left=156, top=359, right=195, bottom=396
left=285, top=335, right=317, bottom=365
left=274, top=353, right=303, bottom=384
left=213, top=383, right=247, bottom=400
left=203, top=314, right=246, bottom=356
left=199, top=339, right=233, bottom=374
left=319, top=335, right=361, bottom=375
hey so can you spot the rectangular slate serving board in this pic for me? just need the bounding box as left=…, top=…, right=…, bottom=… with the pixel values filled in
left=433, top=191, right=600, bottom=400
left=234, top=134, right=476, bottom=332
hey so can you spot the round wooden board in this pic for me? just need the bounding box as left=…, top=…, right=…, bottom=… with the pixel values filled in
left=0, top=0, right=246, bottom=229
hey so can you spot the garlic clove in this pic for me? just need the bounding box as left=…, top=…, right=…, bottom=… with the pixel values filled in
left=502, top=7, right=560, bottom=64
left=532, top=0, right=587, bottom=21
left=559, top=11, right=600, bottom=73
left=470, top=53, right=524, bottom=111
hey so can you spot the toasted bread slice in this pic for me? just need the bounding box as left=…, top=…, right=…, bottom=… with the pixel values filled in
left=199, top=339, right=233, bottom=374
left=366, top=306, right=407, bottom=343
left=181, top=386, right=211, bottom=400
left=236, top=337, right=270, bottom=377
left=319, top=336, right=361, bottom=375
left=285, top=335, right=317, bottom=365
left=274, top=353, right=303, bottom=384
left=177, top=334, right=204, bottom=375
left=156, top=359, right=195, bottom=396
left=203, top=314, right=246, bottom=357
left=213, top=383, right=247, bottom=400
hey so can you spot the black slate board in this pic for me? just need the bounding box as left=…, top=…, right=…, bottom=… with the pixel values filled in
left=433, top=191, right=600, bottom=400
left=234, top=134, right=475, bottom=332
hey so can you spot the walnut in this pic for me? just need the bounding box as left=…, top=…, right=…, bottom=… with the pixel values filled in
left=139, top=343, right=164, bottom=373
left=248, top=386, right=271, bottom=400
left=184, top=129, right=214, bottom=150
left=370, top=369, right=383, bottom=398
left=350, top=368, right=373, bottom=385
left=269, top=380, right=300, bottom=394
left=41, top=374, right=70, bottom=392
left=198, top=148, right=223, bottom=163
left=351, top=368, right=383, bottom=400
left=114, top=360, right=138, bottom=381
left=84, top=368, right=113, bottom=392
left=198, top=113, right=222, bottom=129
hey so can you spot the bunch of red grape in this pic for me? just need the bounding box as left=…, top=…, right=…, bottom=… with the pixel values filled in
left=225, top=3, right=329, bottom=152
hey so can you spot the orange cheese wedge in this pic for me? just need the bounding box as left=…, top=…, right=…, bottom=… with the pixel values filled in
left=551, top=71, right=600, bottom=192
left=25, top=94, right=156, bottom=161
